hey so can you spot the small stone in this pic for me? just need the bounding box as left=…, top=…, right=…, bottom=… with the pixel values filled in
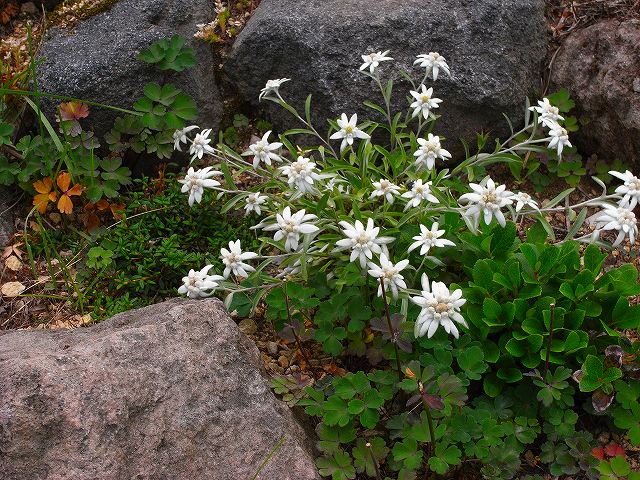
left=1, top=281, right=25, bottom=297
left=5, top=255, right=22, bottom=271
left=238, top=318, right=257, bottom=335
left=267, top=341, right=279, bottom=356
left=278, top=355, right=289, bottom=368
left=21, top=2, right=37, bottom=14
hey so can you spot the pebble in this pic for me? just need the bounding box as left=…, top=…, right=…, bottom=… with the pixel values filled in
left=21, top=2, right=37, bottom=14
left=238, top=318, right=257, bottom=335
left=277, top=355, right=289, bottom=368
left=267, top=341, right=279, bottom=356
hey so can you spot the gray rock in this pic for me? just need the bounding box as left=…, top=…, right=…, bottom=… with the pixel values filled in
left=0, top=298, right=320, bottom=480
left=550, top=19, right=640, bottom=167
left=225, top=0, right=546, bottom=158
left=36, top=0, right=222, bottom=142
left=0, top=186, right=19, bottom=247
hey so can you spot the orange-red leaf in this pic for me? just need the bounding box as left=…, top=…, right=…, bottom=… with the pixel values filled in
left=33, top=193, right=56, bottom=214
left=66, top=184, right=83, bottom=197
left=33, top=177, right=53, bottom=194
left=57, top=195, right=74, bottom=214
left=58, top=101, right=89, bottom=121
left=56, top=172, right=71, bottom=192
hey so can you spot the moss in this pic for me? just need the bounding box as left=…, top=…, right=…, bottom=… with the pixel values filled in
left=47, top=0, right=120, bottom=29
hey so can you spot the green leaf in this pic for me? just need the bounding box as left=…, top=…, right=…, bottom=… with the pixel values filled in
left=392, top=438, right=423, bottom=470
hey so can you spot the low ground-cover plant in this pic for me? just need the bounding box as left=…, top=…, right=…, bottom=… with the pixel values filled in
left=172, top=49, right=639, bottom=478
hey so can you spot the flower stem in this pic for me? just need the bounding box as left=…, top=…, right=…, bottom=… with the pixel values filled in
left=543, top=303, right=555, bottom=378
left=284, top=285, right=317, bottom=379
left=366, top=442, right=383, bottom=480
left=379, top=277, right=402, bottom=378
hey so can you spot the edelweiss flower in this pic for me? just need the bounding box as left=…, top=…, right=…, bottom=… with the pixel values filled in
left=280, top=156, right=322, bottom=195
left=335, top=218, right=394, bottom=268
left=367, top=253, right=409, bottom=299
left=220, top=240, right=258, bottom=279
left=547, top=125, right=572, bottom=157
left=262, top=206, right=319, bottom=251
left=408, top=223, right=455, bottom=255
left=459, top=177, right=514, bottom=228
left=409, top=85, right=442, bottom=120
left=178, top=166, right=221, bottom=206
left=173, top=125, right=199, bottom=151
left=178, top=265, right=224, bottom=299
left=593, top=206, right=637, bottom=247
left=330, top=113, right=370, bottom=152
left=244, top=192, right=268, bottom=216
left=370, top=178, right=400, bottom=204
left=245, top=131, right=283, bottom=168
left=359, top=50, right=393, bottom=74
left=414, top=52, right=450, bottom=81
left=513, top=192, right=539, bottom=212
left=259, top=78, right=290, bottom=101
left=189, top=128, right=216, bottom=161
left=411, top=274, right=467, bottom=339
left=609, top=170, right=640, bottom=209
left=325, top=176, right=347, bottom=193
left=529, top=98, right=564, bottom=129
left=402, top=179, right=439, bottom=210
left=413, top=133, right=451, bottom=171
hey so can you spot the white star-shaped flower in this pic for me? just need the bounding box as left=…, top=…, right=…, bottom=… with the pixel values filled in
left=367, top=253, right=409, bottom=299
left=529, top=98, right=564, bottom=129
left=244, top=131, right=283, bottom=168
left=409, top=85, right=442, bottom=120
left=178, top=166, right=221, bottom=206
left=335, top=218, right=394, bottom=268
left=548, top=125, right=572, bottom=157
left=459, top=177, right=514, bottom=228
left=259, top=78, right=290, bottom=101
left=330, top=113, right=370, bottom=152
left=414, top=52, right=451, bottom=81
left=609, top=170, right=640, bottom=209
left=178, top=265, right=225, bottom=299
left=408, top=223, right=456, bottom=255
left=359, top=50, right=393, bottom=74
left=370, top=178, right=400, bottom=204
left=244, top=192, right=268, bottom=216
left=413, top=133, right=451, bottom=171
left=279, top=156, right=322, bottom=195
left=173, top=125, right=199, bottom=151
left=189, top=128, right=216, bottom=161
left=402, top=179, right=439, bottom=210
left=262, top=206, right=320, bottom=251
left=593, top=205, right=637, bottom=247
left=513, top=192, right=539, bottom=212
left=411, top=274, right=467, bottom=339
left=220, top=240, right=258, bottom=279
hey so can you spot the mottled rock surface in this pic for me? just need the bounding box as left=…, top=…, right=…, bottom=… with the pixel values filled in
left=0, top=298, right=320, bottom=480
left=551, top=18, right=640, bottom=167
left=36, top=0, right=222, bottom=140
left=0, top=186, right=18, bottom=247
left=226, top=0, right=546, bottom=158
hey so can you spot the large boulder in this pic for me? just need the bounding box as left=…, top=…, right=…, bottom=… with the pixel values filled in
left=36, top=0, right=222, bottom=140
left=225, top=0, right=546, bottom=158
left=0, top=298, right=320, bottom=480
left=550, top=19, right=640, bottom=167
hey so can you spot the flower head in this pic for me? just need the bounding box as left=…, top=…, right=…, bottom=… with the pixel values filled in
left=262, top=206, right=319, bottom=251
left=411, top=274, right=467, bottom=339
left=414, top=52, right=450, bottom=81
left=245, top=131, right=283, bottom=168
left=335, top=218, right=394, bottom=268
left=609, top=170, right=640, bottom=209
left=408, top=222, right=455, bottom=255
left=259, top=78, right=290, bottom=101
left=513, top=192, right=539, bottom=212
left=367, top=253, right=409, bottom=299
left=548, top=125, right=572, bottom=157
left=402, top=179, right=439, bottom=210
left=220, top=240, right=258, bottom=279
left=529, top=98, right=564, bottom=129
left=359, top=50, right=393, bottom=74
left=330, top=113, right=370, bottom=152
left=459, top=177, right=513, bottom=228
left=280, top=156, right=322, bottom=195
left=178, top=166, right=221, bottom=206
left=244, top=192, right=268, bottom=216
left=413, top=133, right=451, bottom=171
left=178, top=265, right=224, bottom=299
left=409, top=85, right=442, bottom=120
left=173, top=125, right=199, bottom=151
left=593, top=205, right=637, bottom=247
left=370, top=178, right=400, bottom=204
left=189, top=128, right=216, bottom=161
